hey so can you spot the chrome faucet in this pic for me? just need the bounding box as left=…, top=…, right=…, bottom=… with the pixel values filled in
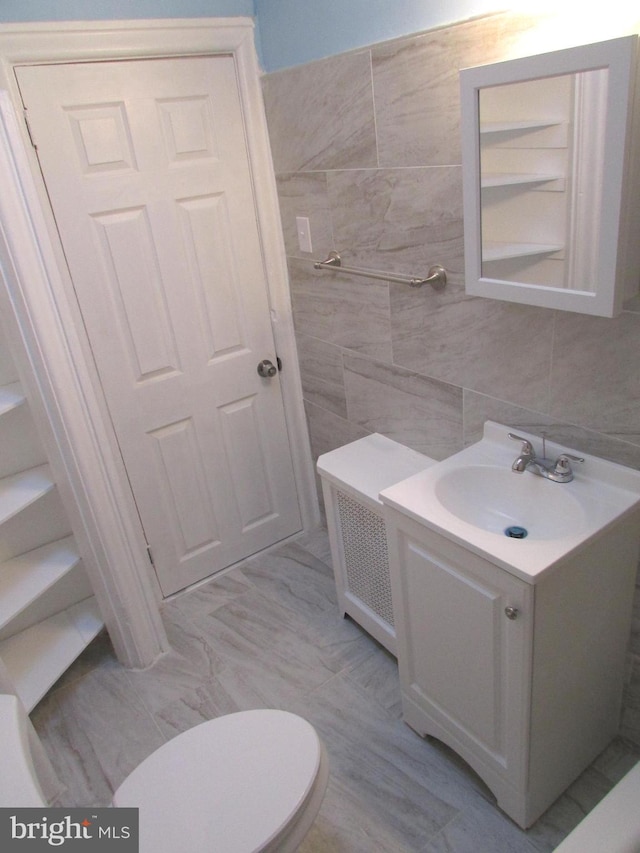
left=508, top=432, right=584, bottom=483
left=510, top=435, right=536, bottom=472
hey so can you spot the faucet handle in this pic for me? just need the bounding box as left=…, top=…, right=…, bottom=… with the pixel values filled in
left=553, top=452, right=584, bottom=476
left=508, top=432, right=534, bottom=454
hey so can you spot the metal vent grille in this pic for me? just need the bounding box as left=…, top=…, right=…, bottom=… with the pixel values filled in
left=335, top=489, right=394, bottom=627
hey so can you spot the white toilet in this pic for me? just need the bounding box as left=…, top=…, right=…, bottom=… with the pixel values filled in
left=0, top=694, right=329, bottom=852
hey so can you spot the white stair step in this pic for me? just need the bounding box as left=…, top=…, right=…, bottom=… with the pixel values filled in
left=0, top=536, right=81, bottom=631
left=0, top=598, right=104, bottom=711
left=0, top=465, right=54, bottom=527
left=0, top=382, right=25, bottom=417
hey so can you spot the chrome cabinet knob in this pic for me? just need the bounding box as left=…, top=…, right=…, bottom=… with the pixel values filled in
left=505, top=606, right=519, bottom=620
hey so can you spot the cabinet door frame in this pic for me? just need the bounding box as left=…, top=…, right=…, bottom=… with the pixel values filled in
left=386, top=509, right=533, bottom=803
left=0, top=19, right=318, bottom=668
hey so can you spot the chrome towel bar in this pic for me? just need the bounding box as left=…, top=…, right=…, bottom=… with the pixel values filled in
left=313, top=251, right=447, bottom=290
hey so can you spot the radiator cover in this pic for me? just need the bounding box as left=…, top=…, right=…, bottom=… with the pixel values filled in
left=317, top=434, right=433, bottom=655
left=335, top=489, right=395, bottom=629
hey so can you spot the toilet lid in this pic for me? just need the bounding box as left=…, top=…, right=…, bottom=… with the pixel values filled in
left=112, top=709, right=323, bottom=853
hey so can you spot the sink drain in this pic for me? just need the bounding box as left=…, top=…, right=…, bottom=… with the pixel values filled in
left=505, top=525, right=528, bottom=539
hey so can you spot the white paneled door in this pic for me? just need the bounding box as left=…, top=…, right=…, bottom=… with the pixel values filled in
left=16, top=57, right=301, bottom=595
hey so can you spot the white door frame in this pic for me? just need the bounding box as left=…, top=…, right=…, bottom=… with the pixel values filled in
left=0, top=19, right=318, bottom=669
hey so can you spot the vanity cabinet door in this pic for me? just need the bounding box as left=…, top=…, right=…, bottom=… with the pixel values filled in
left=388, top=518, right=533, bottom=793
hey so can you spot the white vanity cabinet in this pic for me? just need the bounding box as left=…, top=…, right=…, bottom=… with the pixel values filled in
left=383, top=506, right=640, bottom=829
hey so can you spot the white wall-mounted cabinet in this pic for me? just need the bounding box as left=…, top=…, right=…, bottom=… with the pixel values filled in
left=461, top=35, right=640, bottom=316
left=384, top=506, right=639, bottom=828
left=0, top=328, right=103, bottom=711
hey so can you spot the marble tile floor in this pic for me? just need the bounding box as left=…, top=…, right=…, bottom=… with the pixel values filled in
left=32, top=528, right=640, bottom=852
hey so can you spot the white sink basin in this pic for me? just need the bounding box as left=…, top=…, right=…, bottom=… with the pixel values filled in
left=380, top=421, right=640, bottom=582
left=434, top=464, right=588, bottom=540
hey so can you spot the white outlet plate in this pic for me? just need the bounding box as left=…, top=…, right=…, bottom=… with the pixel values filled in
left=295, top=216, right=313, bottom=253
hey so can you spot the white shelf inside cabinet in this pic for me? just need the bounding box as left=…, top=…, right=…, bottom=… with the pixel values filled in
left=482, top=172, right=564, bottom=189
left=0, top=597, right=104, bottom=711
left=0, top=465, right=54, bottom=526
left=480, top=119, right=561, bottom=134
left=483, top=241, right=564, bottom=262
left=0, top=382, right=25, bottom=417
left=0, top=536, right=80, bottom=631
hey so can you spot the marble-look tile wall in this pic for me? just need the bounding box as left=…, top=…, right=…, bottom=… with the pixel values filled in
left=261, top=12, right=640, bottom=744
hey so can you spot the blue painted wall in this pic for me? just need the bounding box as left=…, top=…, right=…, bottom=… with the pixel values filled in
left=255, top=0, right=504, bottom=71
left=0, top=1, right=510, bottom=71
left=8, top=1, right=627, bottom=74
left=0, top=1, right=254, bottom=23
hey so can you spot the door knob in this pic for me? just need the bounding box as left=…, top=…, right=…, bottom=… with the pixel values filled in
left=257, top=359, right=277, bottom=378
